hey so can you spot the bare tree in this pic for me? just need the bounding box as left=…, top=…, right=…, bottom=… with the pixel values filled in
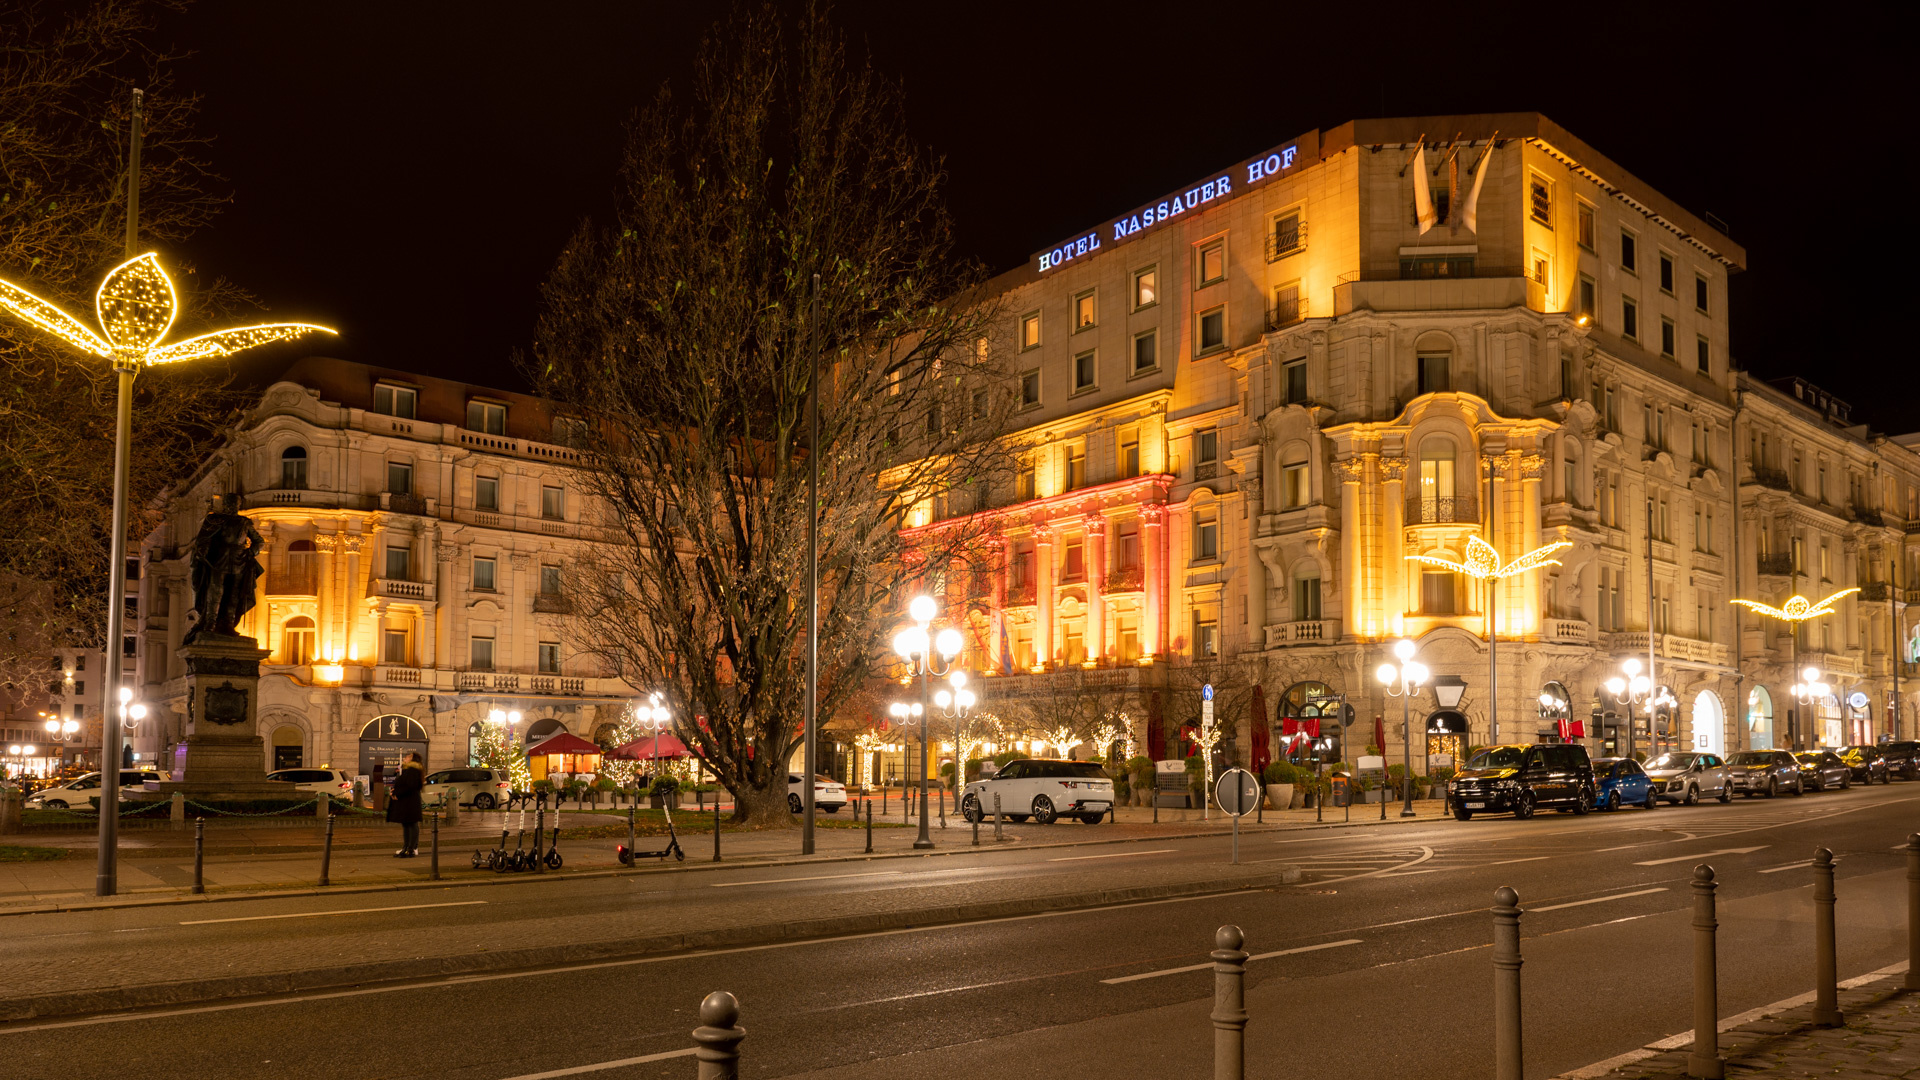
left=528, top=6, right=1012, bottom=825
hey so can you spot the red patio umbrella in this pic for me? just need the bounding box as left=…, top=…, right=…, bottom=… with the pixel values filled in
left=1372, top=714, right=1386, bottom=758
left=608, top=734, right=691, bottom=760
left=1249, top=685, right=1270, bottom=774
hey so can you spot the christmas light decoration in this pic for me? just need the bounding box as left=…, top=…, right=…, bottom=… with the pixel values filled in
left=0, top=252, right=333, bottom=367
left=1405, top=535, right=1573, bottom=581
left=1729, top=588, right=1860, bottom=623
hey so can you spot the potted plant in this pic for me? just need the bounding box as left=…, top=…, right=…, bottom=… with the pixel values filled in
left=651, top=775, right=680, bottom=809
left=1387, top=763, right=1407, bottom=800
left=594, top=777, right=617, bottom=808
left=1127, top=757, right=1155, bottom=807
left=1262, top=761, right=1295, bottom=811
left=1430, top=766, right=1455, bottom=801
left=1184, top=754, right=1206, bottom=808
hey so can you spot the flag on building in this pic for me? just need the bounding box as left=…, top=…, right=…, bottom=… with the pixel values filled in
left=1461, top=142, right=1492, bottom=233
left=1412, top=144, right=1437, bottom=235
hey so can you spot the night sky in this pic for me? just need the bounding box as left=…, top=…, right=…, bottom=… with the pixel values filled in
left=168, top=2, right=1903, bottom=428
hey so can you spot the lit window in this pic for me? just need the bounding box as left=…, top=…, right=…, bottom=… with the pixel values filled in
left=1529, top=175, right=1552, bottom=225
left=1074, top=291, right=1096, bottom=331
left=1270, top=282, right=1302, bottom=328
left=382, top=629, right=408, bottom=666
left=1020, top=370, right=1041, bottom=408
left=1134, top=267, right=1157, bottom=309
left=541, top=485, right=565, bottom=520
left=284, top=616, right=316, bottom=666
left=1195, top=429, right=1218, bottom=465
left=1195, top=514, right=1218, bottom=559
left=1197, top=306, right=1226, bottom=354
left=1064, top=445, right=1084, bottom=491
left=373, top=384, right=417, bottom=419
left=1283, top=462, right=1308, bottom=507
left=1021, top=312, right=1041, bottom=349
left=1576, top=202, right=1595, bottom=249
left=1073, top=350, right=1096, bottom=392
left=1132, top=330, right=1157, bottom=374
left=1197, top=241, right=1225, bottom=286
left=475, top=475, right=499, bottom=511
left=1421, top=570, right=1458, bottom=614
left=1119, top=433, right=1140, bottom=478
left=1271, top=213, right=1303, bottom=258
left=473, top=556, right=496, bottom=591
left=385, top=544, right=409, bottom=581
left=467, top=400, right=506, bottom=435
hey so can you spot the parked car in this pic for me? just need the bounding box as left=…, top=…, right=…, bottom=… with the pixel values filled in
left=1592, top=757, right=1658, bottom=811
left=1877, top=740, right=1920, bottom=780
left=422, top=767, right=514, bottom=809
left=265, top=767, right=356, bottom=798
left=1726, top=750, right=1803, bottom=797
left=23, top=770, right=164, bottom=810
left=1447, top=743, right=1595, bottom=820
left=787, top=773, right=847, bottom=814
left=960, top=759, right=1114, bottom=824
left=1792, top=751, right=1852, bottom=792
left=1643, top=751, right=1732, bottom=805
left=1839, top=745, right=1891, bottom=785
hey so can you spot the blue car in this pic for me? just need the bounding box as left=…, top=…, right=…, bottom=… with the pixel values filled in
left=1592, top=757, right=1658, bottom=811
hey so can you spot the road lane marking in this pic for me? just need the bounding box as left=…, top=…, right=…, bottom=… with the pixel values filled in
left=1759, top=860, right=1814, bottom=874
left=1489, top=856, right=1551, bottom=866
left=1310, top=846, right=1433, bottom=884
left=496, top=1048, right=696, bottom=1079
left=1047, top=848, right=1177, bottom=862
left=1531, top=888, right=1668, bottom=912
left=1101, top=938, right=1362, bottom=984
left=180, top=901, right=485, bottom=925
left=1633, top=845, right=1767, bottom=866
left=710, top=871, right=902, bottom=888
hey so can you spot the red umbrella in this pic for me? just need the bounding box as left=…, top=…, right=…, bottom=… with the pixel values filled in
left=527, top=732, right=603, bottom=756
left=1372, top=714, right=1386, bottom=757
left=608, top=734, right=691, bottom=760
left=1250, top=685, right=1270, bottom=774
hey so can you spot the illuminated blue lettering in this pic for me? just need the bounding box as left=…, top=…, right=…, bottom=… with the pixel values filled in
left=1217, top=174, right=1231, bottom=194
left=1156, top=200, right=1169, bottom=220
left=1202, top=180, right=1215, bottom=200
left=1184, top=189, right=1199, bottom=208
left=1281, top=146, right=1297, bottom=168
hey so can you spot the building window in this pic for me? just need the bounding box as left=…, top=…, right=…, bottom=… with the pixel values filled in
left=1283, top=358, right=1307, bottom=404
left=1661, top=318, right=1676, bottom=358
left=385, top=544, right=409, bottom=581
left=1073, top=290, right=1096, bottom=332
left=470, top=636, right=495, bottom=671
left=1695, top=275, right=1710, bottom=313
left=1417, top=352, right=1451, bottom=394
left=1193, top=612, right=1219, bottom=657
left=476, top=475, right=499, bottom=511
left=538, top=642, right=561, bottom=675
left=1696, top=336, right=1711, bottom=375
left=1132, top=330, right=1157, bottom=374
left=1194, top=512, right=1218, bottom=560
left=1134, top=267, right=1157, bottom=309
left=1421, top=570, right=1458, bottom=615
left=1658, top=253, right=1675, bottom=294
left=541, top=485, right=565, bottom=520
left=1293, top=572, right=1322, bottom=621
left=1283, top=462, right=1308, bottom=507
left=280, top=446, right=308, bottom=489
left=1270, top=281, right=1302, bottom=328
left=1401, top=255, right=1473, bottom=279
left=1064, top=444, right=1085, bottom=491
left=1021, top=312, right=1040, bottom=349
left=1622, top=298, right=1638, bottom=340
left=373, top=383, right=417, bottom=419
left=387, top=461, right=413, bottom=495
left=1270, top=212, right=1303, bottom=258
left=383, top=628, right=408, bottom=666
left=1620, top=230, right=1637, bottom=274
left=1073, top=350, right=1097, bottom=393
left=1119, top=432, right=1140, bottom=479
left=1016, top=457, right=1036, bottom=501
left=1195, top=429, right=1218, bottom=466
left=540, top=565, right=562, bottom=595
left=1196, top=241, right=1226, bottom=286
left=473, top=556, right=496, bottom=591
left=1197, top=306, right=1226, bottom=354
left=1578, top=275, right=1596, bottom=321
left=1419, top=435, right=1457, bottom=507
left=467, top=400, right=506, bottom=435
left=1576, top=202, right=1595, bottom=250
left=1563, top=450, right=1579, bottom=504
left=1529, top=175, right=1552, bottom=225
left=1020, top=369, right=1041, bottom=408
left=1062, top=537, right=1084, bottom=582
left=283, top=616, right=316, bottom=666
left=1115, top=520, right=1139, bottom=570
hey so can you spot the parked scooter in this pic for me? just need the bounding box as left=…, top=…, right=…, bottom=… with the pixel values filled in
left=543, top=803, right=563, bottom=869
left=474, top=821, right=509, bottom=870
left=617, top=801, right=685, bottom=864
left=502, top=801, right=530, bottom=872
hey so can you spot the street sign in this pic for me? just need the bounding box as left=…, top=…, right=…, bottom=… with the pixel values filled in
left=1202, top=683, right=1214, bottom=701
left=1215, top=767, right=1260, bottom=817
left=1201, top=683, right=1214, bottom=729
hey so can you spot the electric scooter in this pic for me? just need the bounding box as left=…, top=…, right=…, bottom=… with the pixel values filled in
left=543, top=803, right=564, bottom=869
left=475, top=819, right=509, bottom=870
left=617, top=800, right=685, bottom=864
left=503, top=801, right=529, bottom=872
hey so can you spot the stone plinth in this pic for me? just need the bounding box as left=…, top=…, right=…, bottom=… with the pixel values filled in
left=142, top=632, right=292, bottom=800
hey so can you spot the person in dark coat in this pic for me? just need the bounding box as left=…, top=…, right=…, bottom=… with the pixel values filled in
left=387, top=753, right=426, bottom=857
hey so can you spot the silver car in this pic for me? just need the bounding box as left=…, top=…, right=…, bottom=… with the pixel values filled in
left=1727, top=749, right=1804, bottom=797
left=1643, top=751, right=1731, bottom=805
left=1792, top=751, right=1853, bottom=792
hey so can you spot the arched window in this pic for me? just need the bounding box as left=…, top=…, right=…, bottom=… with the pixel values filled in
left=1747, top=686, right=1774, bottom=750
left=1419, top=436, right=1456, bottom=499
left=283, top=615, right=316, bottom=666
left=280, top=445, right=308, bottom=489
left=1292, top=566, right=1322, bottom=622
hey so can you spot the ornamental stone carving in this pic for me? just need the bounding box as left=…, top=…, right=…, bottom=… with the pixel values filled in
left=509, top=553, right=533, bottom=571
left=1517, top=453, right=1547, bottom=480
left=313, top=534, right=338, bottom=554
left=1378, top=456, right=1408, bottom=483
left=437, top=543, right=458, bottom=563
left=1332, top=457, right=1365, bottom=484
left=341, top=535, right=364, bottom=554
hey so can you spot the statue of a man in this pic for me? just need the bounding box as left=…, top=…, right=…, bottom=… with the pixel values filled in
left=183, top=493, right=265, bottom=645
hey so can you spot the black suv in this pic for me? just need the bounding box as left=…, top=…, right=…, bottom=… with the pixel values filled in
left=1448, top=743, right=1596, bottom=820
left=1877, top=741, right=1920, bottom=780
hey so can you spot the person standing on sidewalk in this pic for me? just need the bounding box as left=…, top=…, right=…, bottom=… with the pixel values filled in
left=387, top=753, right=425, bottom=857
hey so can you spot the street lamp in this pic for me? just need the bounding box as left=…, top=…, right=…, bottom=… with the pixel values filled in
left=1375, top=639, right=1430, bottom=818
left=1603, top=659, right=1673, bottom=759
left=888, top=701, right=924, bottom=809
left=892, top=594, right=963, bottom=850
left=1791, top=666, right=1831, bottom=750
left=114, top=686, right=147, bottom=768
left=637, top=694, right=671, bottom=777
left=933, top=671, right=978, bottom=823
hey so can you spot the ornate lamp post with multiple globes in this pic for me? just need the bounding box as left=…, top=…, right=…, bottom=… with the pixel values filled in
left=1790, top=667, right=1832, bottom=751
left=892, top=595, right=963, bottom=850
left=1375, top=640, right=1429, bottom=818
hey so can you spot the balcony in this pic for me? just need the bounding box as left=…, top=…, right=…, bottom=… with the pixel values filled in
left=1603, top=631, right=1730, bottom=666
left=1853, top=506, right=1887, bottom=528
left=1332, top=266, right=1536, bottom=317
left=1102, top=565, right=1144, bottom=594
left=378, top=666, right=422, bottom=687
left=1264, top=619, right=1339, bottom=647
left=1546, top=619, right=1592, bottom=644
left=1748, top=467, right=1792, bottom=492
left=372, top=577, right=435, bottom=602
left=458, top=671, right=521, bottom=692
left=383, top=492, right=429, bottom=516
left=268, top=567, right=318, bottom=597
left=1264, top=221, right=1308, bottom=262
left=1757, top=553, right=1794, bottom=577
left=1405, top=495, right=1479, bottom=525
left=530, top=675, right=588, bottom=694
left=1860, top=581, right=1893, bottom=603
left=533, top=592, right=572, bottom=614
left=1265, top=296, right=1309, bottom=331
left=1004, top=583, right=1036, bottom=606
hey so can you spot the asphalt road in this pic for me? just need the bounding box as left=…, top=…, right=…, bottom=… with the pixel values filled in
left=5, top=784, right=1917, bottom=1079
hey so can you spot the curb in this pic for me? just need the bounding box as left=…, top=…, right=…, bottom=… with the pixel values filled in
left=0, top=810, right=1438, bottom=917
left=0, top=865, right=1300, bottom=1022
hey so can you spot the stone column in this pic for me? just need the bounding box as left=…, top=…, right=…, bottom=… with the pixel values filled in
left=1517, top=453, right=1546, bottom=639
left=342, top=534, right=366, bottom=663
left=432, top=539, right=454, bottom=671
left=1034, top=524, right=1055, bottom=667
left=987, top=538, right=1006, bottom=674
left=1142, top=504, right=1166, bottom=659
left=1334, top=455, right=1365, bottom=638
left=1380, top=456, right=1408, bottom=630
left=315, top=533, right=338, bottom=661
left=1086, top=513, right=1108, bottom=663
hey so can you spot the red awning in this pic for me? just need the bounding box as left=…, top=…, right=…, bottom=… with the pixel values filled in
left=526, top=732, right=604, bottom=757
left=608, top=734, right=690, bottom=760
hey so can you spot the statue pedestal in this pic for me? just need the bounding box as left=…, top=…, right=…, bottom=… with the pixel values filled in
left=145, top=633, right=292, bottom=800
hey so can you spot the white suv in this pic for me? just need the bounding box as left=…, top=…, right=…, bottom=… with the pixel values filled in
left=787, top=773, right=847, bottom=814
left=1643, top=751, right=1732, bottom=805
left=961, top=759, right=1114, bottom=825
left=265, top=768, right=355, bottom=798
left=424, top=767, right=514, bottom=809
left=25, top=770, right=164, bottom=810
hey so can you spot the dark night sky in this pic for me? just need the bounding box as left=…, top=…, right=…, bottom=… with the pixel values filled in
left=167, top=2, right=1906, bottom=429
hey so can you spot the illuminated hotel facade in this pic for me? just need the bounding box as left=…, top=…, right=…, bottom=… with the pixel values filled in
left=922, top=112, right=1920, bottom=764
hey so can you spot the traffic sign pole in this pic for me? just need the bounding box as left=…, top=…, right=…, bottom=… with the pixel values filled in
left=1215, top=767, right=1259, bottom=865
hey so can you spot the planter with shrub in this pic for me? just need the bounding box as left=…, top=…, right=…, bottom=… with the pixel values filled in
left=1261, top=761, right=1296, bottom=811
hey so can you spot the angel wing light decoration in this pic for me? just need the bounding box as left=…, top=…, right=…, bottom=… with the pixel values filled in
left=1729, top=588, right=1860, bottom=623
left=1405, top=535, right=1573, bottom=581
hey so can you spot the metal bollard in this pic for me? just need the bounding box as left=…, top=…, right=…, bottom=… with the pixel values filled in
left=693, top=990, right=745, bottom=1080
left=192, top=818, right=204, bottom=894
left=534, top=806, right=545, bottom=873
left=1813, top=847, right=1843, bottom=1027
left=972, top=803, right=980, bottom=846
left=628, top=805, right=637, bottom=862
left=171, top=791, right=186, bottom=830
left=1689, top=864, right=1723, bottom=1079
left=939, top=785, right=946, bottom=829
left=864, top=799, right=873, bottom=854
left=318, top=802, right=335, bottom=886
left=1492, top=886, right=1523, bottom=1080
left=993, top=792, right=1003, bottom=842
left=1211, top=925, right=1249, bottom=1080
left=1906, top=834, right=1920, bottom=992
left=430, top=811, right=441, bottom=881
left=713, top=800, right=722, bottom=862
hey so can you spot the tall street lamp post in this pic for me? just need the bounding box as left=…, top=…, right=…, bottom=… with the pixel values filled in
left=887, top=701, right=923, bottom=810
left=1603, top=659, right=1671, bottom=760
left=1375, top=639, right=1429, bottom=818
left=892, top=595, right=963, bottom=851
left=933, top=670, right=978, bottom=821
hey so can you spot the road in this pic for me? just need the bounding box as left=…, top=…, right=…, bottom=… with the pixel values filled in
left=4, top=784, right=1916, bottom=1079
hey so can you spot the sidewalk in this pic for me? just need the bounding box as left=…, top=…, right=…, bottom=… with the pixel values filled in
left=0, top=798, right=1447, bottom=913
left=1571, top=973, right=1920, bottom=1079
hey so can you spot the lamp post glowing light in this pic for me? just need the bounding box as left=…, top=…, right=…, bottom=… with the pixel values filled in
left=893, top=594, right=963, bottom=850
left=1375, top=638, right=1429, bottom=818
left=1791, top=666, right=1832, bottom=748
left=1603, top=658, right=1673, bottom=759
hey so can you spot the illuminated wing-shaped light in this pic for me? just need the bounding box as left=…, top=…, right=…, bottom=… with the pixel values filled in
left=147, top=322, right=336, bottom=366
left=1495, top=540, right=1573, bottom=579
left=1803, top=587, right=1861, bottom=619
left=1405, top=552, right=1472, bottom=575
left=1460, top=536, right=1502, bottom=579
left=1729, top=597, right=1792, bottom=622
left=94, top=253, right=178, bottom=354
left=0, top=276, right=113, bottom=359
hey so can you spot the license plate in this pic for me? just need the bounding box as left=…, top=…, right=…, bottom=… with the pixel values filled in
left=1465, top=801, right=1486, bottom=809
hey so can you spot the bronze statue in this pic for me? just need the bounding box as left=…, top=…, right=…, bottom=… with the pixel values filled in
left=183, top=493, right=265, bottom=645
